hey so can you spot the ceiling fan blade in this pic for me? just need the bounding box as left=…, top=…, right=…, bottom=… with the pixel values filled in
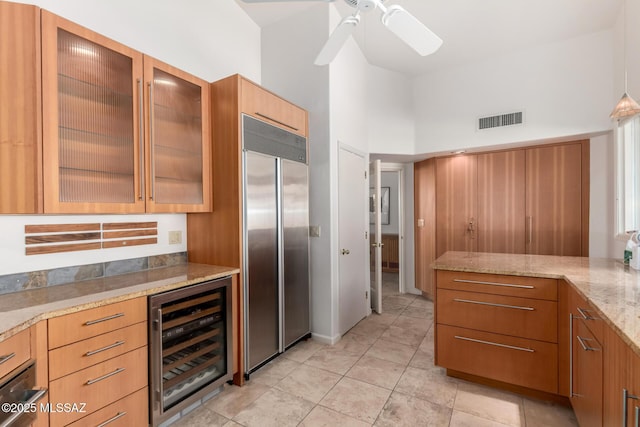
left=314, top=14, right=360, bottom=65
left=381, top=5, right=442, bottom=56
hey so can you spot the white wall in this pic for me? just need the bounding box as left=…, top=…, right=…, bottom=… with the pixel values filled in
left=590, top=134, right=617, bottom=258
left=0, top=0, right=262, bottom=276
left=413, top=30, right=614, bottom=155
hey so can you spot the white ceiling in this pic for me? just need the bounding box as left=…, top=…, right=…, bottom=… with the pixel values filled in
left=235, top=0, right=622, bottom=76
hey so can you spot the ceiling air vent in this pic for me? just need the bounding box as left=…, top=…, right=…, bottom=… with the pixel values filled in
left=478, top=111, right=524, bottom=130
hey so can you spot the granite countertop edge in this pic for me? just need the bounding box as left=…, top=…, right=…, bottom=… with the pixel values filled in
left=0, top=263, right=240, bottom=343
left=432, top=251, right=640, bottom=355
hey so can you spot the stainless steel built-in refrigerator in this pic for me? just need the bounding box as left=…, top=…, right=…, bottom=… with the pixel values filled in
left=242, top=114, right=310, bottom=376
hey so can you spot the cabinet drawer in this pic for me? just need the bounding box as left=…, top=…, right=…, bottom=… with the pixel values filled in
left=49, top=322, right=147, bottom=380
left=0, top=328, right=30, bottom=379
left=437, top=324, right=558, bottom=394
left=67, top=387, right=148, bottom=427
left=49, top=346, right=147, bottom=427
left=48, top=298, right=146, bottom=349
left=437, top=289, right=558, bottom=342
left=240, top=78, right=307, bottom=136
left=437, top=270, right=557, bottom=301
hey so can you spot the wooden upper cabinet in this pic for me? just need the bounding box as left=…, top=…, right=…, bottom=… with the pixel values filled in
left=0, top=2, right=42, bottom=213
left=143, top=57, right=211, bottom=212
left=41, top=11, right=211, bottom=213
left=525, top=142, right=586, bottom=256
left=477, top=150, right=526, bottom=254
left=240, top=78, right=307, bottom=137
left=435, top=155, right=478, bottom=257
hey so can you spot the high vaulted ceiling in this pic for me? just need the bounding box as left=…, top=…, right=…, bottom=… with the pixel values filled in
left=235, top=0, right=622, bottom=76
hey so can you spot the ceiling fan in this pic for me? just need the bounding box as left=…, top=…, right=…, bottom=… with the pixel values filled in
left=240, top=0, right=443, bottom=65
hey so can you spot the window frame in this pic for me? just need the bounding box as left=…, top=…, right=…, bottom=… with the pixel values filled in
left=615, top=115, right=640, bottom=239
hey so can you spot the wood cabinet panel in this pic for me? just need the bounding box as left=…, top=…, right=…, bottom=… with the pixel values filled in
left=477, top=150, right=526, bottom=254
left=437, top=324, right=558, bottom=394
left=436, top=155, right=478, bottom=257
left=0, top=328, right=30, bottom=379
left=525, top=142, right=585, bottom=256
left=436, top=270, right=557, bottom=301
left=603, top=324, right=640, bottom=426
left=240, top=77, right=307, bottom=136
left=67, top=387, right=148, bottom=427
left=48, top=346, right=147, bottom=427
left=48, top=298, right=146, bottom=349
left=0, top=1, right=42, bottom=213
left=48, top=321, right=146, bottom=380
left=437, top=289, right=558, bottom=343
left=414, top=158, right=436, bottom=298
left=571, top=318, right=603, bottom=427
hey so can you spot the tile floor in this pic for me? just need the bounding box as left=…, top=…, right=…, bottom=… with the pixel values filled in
left=172, top=273, right=578, bottom=427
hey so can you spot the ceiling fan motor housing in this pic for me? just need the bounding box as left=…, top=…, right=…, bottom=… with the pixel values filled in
left=344, top=0, right=382, bottom=12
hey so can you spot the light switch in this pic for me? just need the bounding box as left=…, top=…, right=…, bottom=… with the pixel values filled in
left=168, top=230, right=182, bottom=244
left=417, top=219, right=425, bottom=227
left=309, top=225, right=321, bottom=237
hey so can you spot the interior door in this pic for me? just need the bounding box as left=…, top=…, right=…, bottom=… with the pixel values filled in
left=369, top=159, right=382, bottom=314
left=338, top=146, right=368, bottom=335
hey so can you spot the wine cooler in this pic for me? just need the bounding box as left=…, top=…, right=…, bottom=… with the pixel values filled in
left=148, top=277, right=232, bottom=426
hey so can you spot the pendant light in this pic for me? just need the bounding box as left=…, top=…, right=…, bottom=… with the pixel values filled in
left=611, top=0, right=640, bottom=120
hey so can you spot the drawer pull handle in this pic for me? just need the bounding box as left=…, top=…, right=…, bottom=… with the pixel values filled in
left=85, top=340, right=126, bottom=357
left=576, top=335, right=599, bottom=352
left=453, top=279, right=535, bottom=289
left=454, top=335, right=535, bottom=353
left=84, top=312, right=125, bottom=326
left=453, top=298, right=534, bottom=311
left=255, top=112, right=299, bottom=132
left=96, top=411, right=127, bottom=427
left=576, top=307, right=596, bottom=321
left=0, top=352, right=15, bottom=365
left=623, top=389, right=640, bottom=426
left=86, top=367, right=126, bottom=385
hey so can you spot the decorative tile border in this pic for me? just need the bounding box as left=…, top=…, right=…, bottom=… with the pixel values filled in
left=0, top=252, right=187, bottom=296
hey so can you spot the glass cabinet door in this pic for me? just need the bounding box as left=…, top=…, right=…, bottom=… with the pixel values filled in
left=144, top=58, right=211, bottom=212
left=42, top=11, right=145, bottom=213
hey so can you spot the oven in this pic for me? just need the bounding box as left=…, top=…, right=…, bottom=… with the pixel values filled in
left=148, top=277, right=233, bottom=426
left=0, top=361, right=47, bottom=427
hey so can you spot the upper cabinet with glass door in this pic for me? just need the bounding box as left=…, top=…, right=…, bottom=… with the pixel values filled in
left=41, top=11, right=211, bottom=213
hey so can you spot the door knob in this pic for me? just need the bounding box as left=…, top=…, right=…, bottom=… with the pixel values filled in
left=341, top=249, right=350, bottom=255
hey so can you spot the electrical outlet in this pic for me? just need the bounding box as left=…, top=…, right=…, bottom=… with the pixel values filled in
left=168, top=230, right=182, bottom=245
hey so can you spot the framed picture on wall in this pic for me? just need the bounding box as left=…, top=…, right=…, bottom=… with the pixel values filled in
left=370, top=187, right=391, bottom=225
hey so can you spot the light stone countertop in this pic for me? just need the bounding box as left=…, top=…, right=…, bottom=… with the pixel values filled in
left=0, top=263, right=239, bottom=342
left=432, top=251, right=640, bottom=355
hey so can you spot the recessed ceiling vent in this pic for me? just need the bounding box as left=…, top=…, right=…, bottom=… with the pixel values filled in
left=477, top=111, right=524, bottom=130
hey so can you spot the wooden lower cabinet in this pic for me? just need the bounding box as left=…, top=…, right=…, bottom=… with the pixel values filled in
left=435, top=270, right=559, bottom=394
left=66, top=388, right=148, bottom=427
left=571, top=318, right=603, bottom=427
left=603, top=324, right=640, bottom=426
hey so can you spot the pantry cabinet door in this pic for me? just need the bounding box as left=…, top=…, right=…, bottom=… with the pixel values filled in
left=435, top=155, right=477, bottom=257
left=477, top=150, right=526, bottom=254
left=42, top=11, right=145, bottom=213
left=143, top=57, right=211, bottom=212
left=525, top=143, right=584, bottom=256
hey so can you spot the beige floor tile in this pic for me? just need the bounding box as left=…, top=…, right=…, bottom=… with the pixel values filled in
left=380, top=324, right=425, bottom=347
left=320, top=377, right=391, bottom=424
left=282, top=338, right=326, bottom=363
left=453, top=381, right=525, bottom=426
left=401, top=305, right=435, bottom=320
left=249, top=355, right=301, bottom=386
left=304, top=347, right=362, bottom=375
left=274, top=364, right=342, bottom=403
left=394, top=366, right=458, bottom=408
left=408, top=345, right=434, bottom=370
left=380, top=304, right=406, bottom=316
left=222, top=421, right=244, bottom=427
left=345, top=354, right=406, bottom=390
left=450, top=410, right=513, bottom=427
left=392, top=314, right=431, bottom=335
left=233, top=389, right=315, bottom=427
left=366, top=338, right=417, bottom=365
left=374, top=391, right=451, bottom=427
left=408, top=297, right=434, bottom=309
left=382, top=295, right=415, bottom=309
left=170, top=407, right=230, bottom=427
left=523, top=398, right=578, bottom=427
left=332, top=333, right=377, bottom=356
left=204, top=382, right=271, bottom=419
left=365, top=311, right=400, bottom=326
left=346, top=319, right=388, bottom=339
left=299, top=406, right=371, bottom=427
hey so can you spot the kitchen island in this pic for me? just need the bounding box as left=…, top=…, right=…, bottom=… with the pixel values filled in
left=433, top=251, right=640, bottom=426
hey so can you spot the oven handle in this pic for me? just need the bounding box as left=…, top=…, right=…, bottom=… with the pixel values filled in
left=0, top=388, right=47, bottom=427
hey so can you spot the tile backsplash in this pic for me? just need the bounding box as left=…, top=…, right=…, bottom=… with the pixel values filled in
left=0, top=252, right=187, bottom=296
